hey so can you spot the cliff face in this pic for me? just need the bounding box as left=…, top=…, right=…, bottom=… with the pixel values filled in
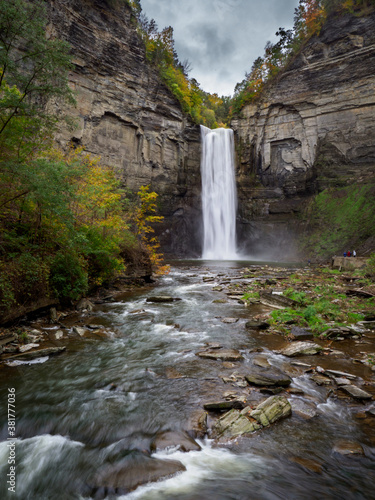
left=46, top=0, right=202, bottom=256
left=232, top=12, right=375, bottom=259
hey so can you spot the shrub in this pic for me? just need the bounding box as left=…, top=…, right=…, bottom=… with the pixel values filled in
left=49, top=251, right=88, bottom=302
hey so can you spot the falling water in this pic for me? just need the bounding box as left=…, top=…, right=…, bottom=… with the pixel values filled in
left=200, top=125, right=238, bottom=259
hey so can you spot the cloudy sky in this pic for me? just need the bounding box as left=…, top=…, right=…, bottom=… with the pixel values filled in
left=140, top=0, right=300, bottom=96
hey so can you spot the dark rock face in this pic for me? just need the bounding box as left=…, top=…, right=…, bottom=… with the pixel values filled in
left=232, top=12, right=375, bottom=259
left=47, top=0, right=202, bottom=256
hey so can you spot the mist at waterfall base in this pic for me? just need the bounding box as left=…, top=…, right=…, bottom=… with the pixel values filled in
left=200, top=126, right=238, bottom=260
left=199, top=126, right=300, bottom=264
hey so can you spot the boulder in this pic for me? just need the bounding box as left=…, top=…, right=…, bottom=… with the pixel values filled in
left=150, top=431, right=201, bottom=453
left=280, top=341, right=323, bottom=357
left=211, top=396, right=292, bottom=439
left=250, top=396, right=292, bottom=427
left=92, top=454, right=186, bottom=493
left=76, top=298, right=94, bottom=311
left=211, top=408, right=261, bottom=438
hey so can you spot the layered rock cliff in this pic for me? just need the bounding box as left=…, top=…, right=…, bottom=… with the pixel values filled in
left=232, top=11, right=375, bottom=259
left=46, top=0, right=202, bottom=256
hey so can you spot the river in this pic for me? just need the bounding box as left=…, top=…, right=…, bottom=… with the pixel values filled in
left=0, top=261, right=374, bottom=499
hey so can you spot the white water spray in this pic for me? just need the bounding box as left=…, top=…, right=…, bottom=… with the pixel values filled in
left=200, top=125, right=238, bottom=259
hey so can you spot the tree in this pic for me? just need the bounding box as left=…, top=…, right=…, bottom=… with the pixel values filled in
left=0, top=0, right=74, bottom=161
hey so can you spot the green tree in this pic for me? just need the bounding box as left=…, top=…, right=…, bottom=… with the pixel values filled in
left=0, top=0, right=74, bottom=161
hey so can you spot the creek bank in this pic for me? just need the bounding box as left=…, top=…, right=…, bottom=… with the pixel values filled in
left=1, top=261, right=374, bottom=496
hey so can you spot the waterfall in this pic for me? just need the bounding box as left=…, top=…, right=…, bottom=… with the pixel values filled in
left=200, top=125, right=238, bottom=260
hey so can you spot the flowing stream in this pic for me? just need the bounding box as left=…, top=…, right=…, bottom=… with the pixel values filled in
left=0, top=261, right=374, bottom=499
left=200, top=126, right=238, bottom=260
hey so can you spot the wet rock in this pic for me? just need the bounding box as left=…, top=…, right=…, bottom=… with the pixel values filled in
left=333, top=377, right=352, bottom=386
left=212, top=299, right=228, bottom=304
left=260, top=387, right=283, bottom=395
left=252, top=355, right=270, bottom=368
left=290, top=327, right=314, bottom=341
left=279, top=341, right=323, bottom=357
left=324, top=369, right=357, bottom=380
left=196, top=349, right=244, bottom=362
left=55, top=330, right=64, bottom=340
left=290, top=361, right=312, bottom=369
left=289, top=456, right=323, bottom=474
left=332, top=440, right=365, bottom=457
left=9, top=346, right=66, bottom=360
left=203, top=276, right=215, bottom=282
left=76, top=298, right=94, bottom=311
left=291, top=399, right=318, bottom=419
left=92, top=454, right=186, bottom=493
left=311, top=373, right=332, bottom=386
left=73, top=326, right=88, bottom=337
left=204, top=400, right=245, bottom=411
left=250, top=396, right=292, bottom=427
left=192, top=412, right=208, bottom=438
left=340, top=385, right=373, bottom=400
left=212, top=286, right=223, bottom=291
left=212, top=407, right=261, bottom=438
left=150, top=431, right=201, bottom=453
left=245, top=321, right=270, bottom=330
left=221, top=318, right=239, bottom=324
left=19, top=343, right=40, bottom=353
left=0, top=332, right=17, bottom=346
left=146, top=296, right=181, bottom=303
left=205, top=342, right=222, bottom=349
left=165, top=367, right=185, bottom=379
left=245, top=368, right=292, bottom=387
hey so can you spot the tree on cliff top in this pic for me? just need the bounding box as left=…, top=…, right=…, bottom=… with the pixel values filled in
left=0, top=0, right=74, bottom=161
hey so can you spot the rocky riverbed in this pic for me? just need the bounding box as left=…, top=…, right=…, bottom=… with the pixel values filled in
left=0, top=260, right=374, bottom=498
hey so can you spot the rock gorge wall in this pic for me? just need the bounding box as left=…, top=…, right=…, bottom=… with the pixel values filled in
left=46, top=0, right=202, bottom=256
left=232, top=12, right=375, bottom=259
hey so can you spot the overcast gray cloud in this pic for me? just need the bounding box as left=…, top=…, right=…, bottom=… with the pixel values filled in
left=140, top=0, right=300, bottom=96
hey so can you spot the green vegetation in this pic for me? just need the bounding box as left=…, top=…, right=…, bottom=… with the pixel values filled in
left=132, top=8, right=230, bottom=127
left=300, top=183, right=375, bottom=257
left=242, top=265, right=371, bottom=336
left=0, top=0, right=167, bottom=319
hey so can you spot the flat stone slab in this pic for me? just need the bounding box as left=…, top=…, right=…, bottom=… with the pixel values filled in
left=280, top=342, right=323, bottom=357
left=245, top=368, right=292, bottom=387
left=340, top=385, right=373, bottom=400
left=146, top=296, right=181, bottom=303
left=196, top=349, right=244, bottom=362
left=325, top=369, right=356, bottom=380
left=6, top=346, right=66, bottom=360
left=259, top=292, right=299, bottom=310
